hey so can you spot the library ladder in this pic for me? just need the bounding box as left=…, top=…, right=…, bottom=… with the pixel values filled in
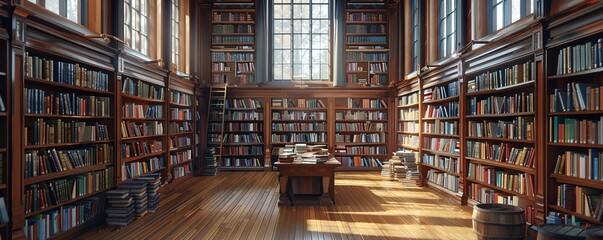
left=204, top=84, right=228, bottom=175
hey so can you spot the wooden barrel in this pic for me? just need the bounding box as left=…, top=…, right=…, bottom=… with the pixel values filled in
left=472, top=203, right=526, bottom=240
left=537, top=224, right=586, bottom=240
left=586, top=226, right=603, bottom=240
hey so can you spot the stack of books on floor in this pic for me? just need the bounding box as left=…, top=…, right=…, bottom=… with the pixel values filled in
left=105, top=189, right=135, bottom=226
left=203, top=148, right=218, bottom=176
left=121, top=181, right=148, bottom=218
left=392, top=151, right=420, bottom=183
left=137, top=173, right=161, bottom=212
left=388, top=154, right=404, bottom=181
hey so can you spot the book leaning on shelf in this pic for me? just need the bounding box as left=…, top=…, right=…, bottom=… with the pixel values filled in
left=0, top=94, right=5, bottom=112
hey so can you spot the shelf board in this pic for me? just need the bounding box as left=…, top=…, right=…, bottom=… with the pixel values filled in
left=212, top=42, right=255, bottom=46
left=465, top=136, right=534, bottom=144
left=421, top=164, right=461, bottom=177
left=0, top=148, right=6, bottom=153
left=170, top=172, right=192, bottom=183
left=272, top=130, right=328, bottom=133
left=548, top=205, right=602, bottom=224
left=398, top=119, right=419, bottom=122
left=170, top=145, right=194, bottom=152
left=551, top=174, right=603, bottom=189
left=547, top=142, right=603, bottom=148
left=122, top=151, right=165, bottom=163
left=210, top=49, right=255, bottom=53
left=335, top=119, right=387, bottom=122
left=466, top=157, right=536, bottom=175
left=24, top=163, right=113, bottom=186
left=465, top=178, right=535, bottom=201
left=425, top=181, right=462, bottom=199
left=0, top=184, right=6, bottom=190
left=24, top=140, right=113, bottom=149
left=422, top=116, right=459, bottom=121
left=334, top=142, right=386, bottom=146
left=25, top=77, right=114, bottom=95
left=169, top=119, right=193, bottom=122
left=121, top=135, right=165, bottom=141
left=214, top=130, right=263, bottom=133
left=335, top=107, right=388, bottom=111
left=122, top=117, right=166, bottom=121
left=169, top=132, right=194, bottom=137
left=465, top=112, right=535, bottom=118
left=422, top=95, right=459, bottom=104
left=24, top=114, right=112, bottom=119
left=271, top=142, right=328, bottom=145
left=226, top=108, right=262, bottom=111
left=421, top=132, right=459, bottom=138
left=271, top=107, right=327, bottom=111
left=219, top=166, right=264, bottom=171
left=121, top=93, right=165, bottom=103
left=397, top=102, right=420, bottom=108
left=548, top=110, right=603, bottom=116
left=548, top=67, right=603, bottom=79
left=421, top=149, right=459, bottom=158
left=170, top=159, right=193, bottom=168
left=336, top=167, right=381, bottom=172
left=347, top=42, right=388, bottom=46
left=337, top=130, right=386, bottom=133
left=465, top=80, right=535, bottom=97
left=213, top=71, right=235, bottom=73
left=169, top=102, right=192, bottom=107
left=0, top=112, right=5, bottom=117
left=271, top=119, right=327, bottom=122
left=24, top=187, right=111, bottom=218
left=398, top=144, right=419, bottom=151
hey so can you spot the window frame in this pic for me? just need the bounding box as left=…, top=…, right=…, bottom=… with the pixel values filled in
left=410, top=0, right=420, bottom=72
left=171, top=0, right=181, bottom=72
left=271, top=0, right=331, bottom=82
left=27, top=0, right=87, bottom=26
left=487, top=0, right=533, bottom=33
left=438, top=0, right=458, bottom=59
left=124, top=0, right=152, bottom=56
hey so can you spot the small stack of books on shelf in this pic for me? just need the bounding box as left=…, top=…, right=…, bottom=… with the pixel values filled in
left=105, top=189, right=135, bottom=226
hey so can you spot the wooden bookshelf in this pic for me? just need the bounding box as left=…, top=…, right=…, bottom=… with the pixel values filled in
left=0, top=20, right=8, bottom=240
left=396, top=80, right=420, bottom=152
left=218, top=98, right=264, bottom=170
left=270, top=98, right=328, bottom=166
left=211, top=0, right=256, bottom=85
left=544, top=5, right=603, bottom=225
left=345, top=3, right=388, bottom=86
left=334, top=98, right=388, bottom=170
left=168, top=77, right=195, bottom=182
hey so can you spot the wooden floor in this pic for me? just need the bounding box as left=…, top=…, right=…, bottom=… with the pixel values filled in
left=78, top=172, right=477, bottom=240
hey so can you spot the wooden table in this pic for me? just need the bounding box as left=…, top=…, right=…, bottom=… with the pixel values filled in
left=274, top=159, right=341, bottom=206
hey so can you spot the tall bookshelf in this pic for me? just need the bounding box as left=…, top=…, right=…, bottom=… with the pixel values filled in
left=545, top=5, right=603, bottom=225
left=120, top=76, right=167, bottom=183
left=397, top=81, right=420, bottom=152
left=194, top=87, right=204, bottom=175
left=168, top=78, right=194, bottom=183
left=270, top=98, right=328, bottom=166
left=420, top=72, right=461, bottom=198
left=334, top=98, right=388, bottom=170
left=0, top=24, right=8, bottom=240
left=345, top=2, right=389, bottom=86
left=22, top=48, right=115, bottom=237
left=211, top=0, right=256, bottom=85
left=219, top=98, right=264, bottom=170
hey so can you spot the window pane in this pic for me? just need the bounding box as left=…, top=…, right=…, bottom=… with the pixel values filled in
left=45, top=0, right=59, bottom=14
left=496, top=4, right=503, bottom=30
left=67, top=0, right=79, bottom=22
left=511, top=0, right=520, bottom=22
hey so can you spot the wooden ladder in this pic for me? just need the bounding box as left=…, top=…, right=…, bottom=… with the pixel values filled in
left=204, top=84, right=228, bottom=175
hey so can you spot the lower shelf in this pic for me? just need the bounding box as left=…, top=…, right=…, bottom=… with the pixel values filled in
left=425, top=181, right=462, bottom=201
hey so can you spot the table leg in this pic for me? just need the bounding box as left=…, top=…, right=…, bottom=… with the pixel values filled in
left=278, top=175, right=292, bottom=206
left=320, top=176, right=333, bottom=206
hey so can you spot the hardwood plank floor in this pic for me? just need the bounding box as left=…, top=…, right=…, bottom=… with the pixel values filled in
left=78, top=172, right=477, bottom=240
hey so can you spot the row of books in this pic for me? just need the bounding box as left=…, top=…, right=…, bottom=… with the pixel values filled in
left=170, top=108, right=192, bottom=121
left=26, top=55, right=110, bottom=92
left=211, top=52, right=254, bottom=61
left=422, top=154, right=460, bottom=173
left=335, top=111, right=387, bottom=120
left=169, top=122, right=192, bottom=134
left=398, top=134, right=419, bottom=146
left=211, top=122, right=262, bottom=132
left=238, top=74, right=256, bottom=84
left=346, top=24, right=385, bottom=34
left=221, top=146, right=263, bottom=155
left=271, top=98, right=326, bottom=108
left=335, top=133, right=385, bottom=143
left=347, top=36, right=386, bottom=44
left=122, top=157, right=164, bottom=180
left=556, top=184, right=603, bottom=219
left=273, top=122, right=326, bottom=131
left=427, top=170, right=460, bottom=193
left=346, top=98, right=387, bottom=109
left=223, top=111, right=263, bottom=120
left=549, top=116, right=603, bottom=144
left=468, top=183, right=520, bottom=206
left=236, top=62, right=255, bottom=72
left=336, top=122, right=386, bottom=131
left=121, top=141, right=163, bottom=158
left=122, top=77, right=164, bottom=100
left=423, top=82, right=459, bottom=101
left=424, top=103, right=459, bottom=118
left=468, top=93, right=534, bottom=115
left=170, top=91, right=192, bottom=106
left=398, top=92, right=420, bottom=106
left=225, top=98, right=262, bottom=109
left=122, top=121, right=163, bottom=138
left=338, top=146, right=387, bottom=155
left=345, top=74, right=367, bottom=84
left=25, top=89, right=111, bottom=116
left=212, top=62, right=232, bottom=72
left=212, top=36, right=254, bottom=43
left=467, top=61, right=534, bottom=93
left=222, top=133, right=262, bottom=143
left=554, top=150, right=603, bottom=181
left=25, top=119, right=110, bottom=145
left=212, top=12, right=253, bottom=22
left=222, top=158, right=261, bottom=167
left=170, top=136, right=191, bottom=148
left=467, top=117, right=534, bottom=140
left=423, top=120, right=458, bottom=135
left=466, top=141, right=536, bottom=168
left=467, top=163, right=534, bottom=196
left=272, top=111, right=326, bottom=120
left=556, top=38, right=603, bottom=75
left=551, top=83, right=603, bottom=112
left=346, top=62, right=366, bottom=72
left=423, top=137, right=460, bottom=154
left=346, top=52, right=388, bottom=61
left=336, top=156, right=383, bottom=167
left=25, top=145, right=113, bottom=178
left=369, top=63, right=388, bottom=73
left=400, top=108, right=419, bottom=120
left=25, top=167, right=114, bottom=213
left=211, top=73, right=227, bottom=84
left=346, top=12, right=385, bottom=22
left=122, top=103, right=163, bottom=119
left=213, top=24, right=253, bottom=33
left=170, top=150, right=192, bottom=165
left=25, top=196, right=101, bottom=240
left=271, top=133, right=326, bottom=143
left=172, top=164, right=191, bottom=180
